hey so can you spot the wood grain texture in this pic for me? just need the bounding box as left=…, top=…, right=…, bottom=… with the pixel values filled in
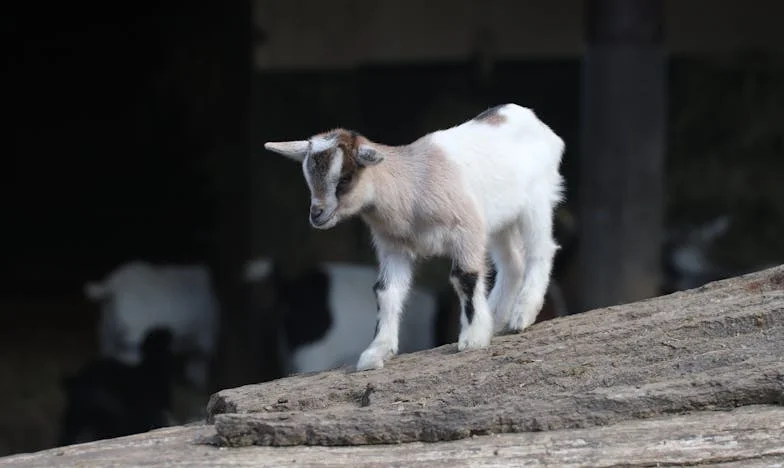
left=207, top=265, right=784, bottom=446
left=2, top=405, right=783, bottom=467
left=3, top=266, right=782, bottom=466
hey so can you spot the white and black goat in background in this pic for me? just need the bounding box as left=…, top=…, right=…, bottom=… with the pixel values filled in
left=58, top=327, right=175, bottom=445
left=244, top=258, right=445, bottom=375
left=83, top=261, right=219, bottom=390
left=264, top=103, right=566, bottom=371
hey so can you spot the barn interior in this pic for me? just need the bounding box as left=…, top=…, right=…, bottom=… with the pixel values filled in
left=4, top=0, right=784, bottom=457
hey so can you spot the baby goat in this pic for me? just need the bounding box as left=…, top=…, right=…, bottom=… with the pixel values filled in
left=59, top=327, right=175, bottom=445
left=264, top=104, right=565, bottom=371
left=84, top=260, right=219, bottom=389
left=244, top=258, right=442, bottom=375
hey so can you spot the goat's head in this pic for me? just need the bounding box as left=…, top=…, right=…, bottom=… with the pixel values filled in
left=264, top=129, right=383, bottom=229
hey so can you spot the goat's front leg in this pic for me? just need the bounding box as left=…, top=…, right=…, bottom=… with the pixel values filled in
left=356, top=250, right=414, bottom=371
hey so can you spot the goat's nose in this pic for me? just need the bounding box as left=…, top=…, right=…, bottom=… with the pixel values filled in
left=310, top=206, right=324, bottom=218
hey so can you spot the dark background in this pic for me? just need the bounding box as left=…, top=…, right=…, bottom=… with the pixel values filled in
left=3, top=0, right=784, bottom=456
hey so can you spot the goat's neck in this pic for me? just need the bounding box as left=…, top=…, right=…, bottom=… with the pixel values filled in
left=358, top=140, right=433, bottom=245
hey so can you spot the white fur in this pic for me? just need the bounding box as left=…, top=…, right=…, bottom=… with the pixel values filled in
left=244, top=258, right=438, bottom=375
left=359, top=104, right=564, bottom=370
left=310, top=136, right=335, bottom=153
left=435, top=104, right=564, bottom=330
left=84, top=260, right=220, bottom=388
left=265, top=103, right=565, bottom=372
left=356, top=251, right=416, bottom=370
left=432, top=106, right=564, bottom=235
left=291, top=263, right=436, bottom=374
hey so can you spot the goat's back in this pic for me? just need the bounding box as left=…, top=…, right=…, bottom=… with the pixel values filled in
left=428, top=104, right=565, bottom=230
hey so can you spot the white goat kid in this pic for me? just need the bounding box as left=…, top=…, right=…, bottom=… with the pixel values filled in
left=264, top=104, right=565, bottom=371
left=84, top=260, right=220, bottom=388
left=244, top=258, right=439, bottom=375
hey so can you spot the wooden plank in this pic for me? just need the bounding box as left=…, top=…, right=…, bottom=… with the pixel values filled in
left=205, top=265, right=784, bottom=446
left=3, top=405, right=783, bottom=467
left=2, top=267, right=783, bottom=466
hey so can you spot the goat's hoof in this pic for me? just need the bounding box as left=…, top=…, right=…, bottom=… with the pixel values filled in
left=493, top=322, right=510, bottom=336
left=503, top=318, right=535, bottom=335
left=356, top=347, right=391, bottom=371
left=495, top=325, right=521, bottom=336
left=457, top=327, right=492, bottom=351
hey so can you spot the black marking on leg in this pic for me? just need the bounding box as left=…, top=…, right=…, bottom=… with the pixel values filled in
left=450, top=265, right=479, bottom=324
left=372, top=277, right=385, bottom=338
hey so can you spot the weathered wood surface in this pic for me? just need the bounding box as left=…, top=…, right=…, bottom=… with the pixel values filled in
left=207, top=265, right=784, bottom=447
left=2, top=405, right=783, bottom=467
left=2, top=266, right=783, bottom=467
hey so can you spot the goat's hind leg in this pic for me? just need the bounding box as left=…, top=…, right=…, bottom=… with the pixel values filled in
left=504, top=202, right=559, bottom=333
left=487, top=223, right=526, bottom=335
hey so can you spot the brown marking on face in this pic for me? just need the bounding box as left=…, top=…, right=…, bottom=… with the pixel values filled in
left=330, top=129, right=366, bottom=197
left=305, top=128, right=370, bottom=201
left=474, top=105, right=507, bottom=126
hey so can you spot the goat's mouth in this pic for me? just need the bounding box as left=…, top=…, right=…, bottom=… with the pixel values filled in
left=310, top=211, right=338, bottom=229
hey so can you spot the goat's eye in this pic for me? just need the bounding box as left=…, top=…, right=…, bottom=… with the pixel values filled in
left=336, top=174, right=352, bottom=194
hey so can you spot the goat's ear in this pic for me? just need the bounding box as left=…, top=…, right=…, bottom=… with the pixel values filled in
left=355, top=144, right=384, bottom=166
left=264, top=140, right=310, bottom=162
